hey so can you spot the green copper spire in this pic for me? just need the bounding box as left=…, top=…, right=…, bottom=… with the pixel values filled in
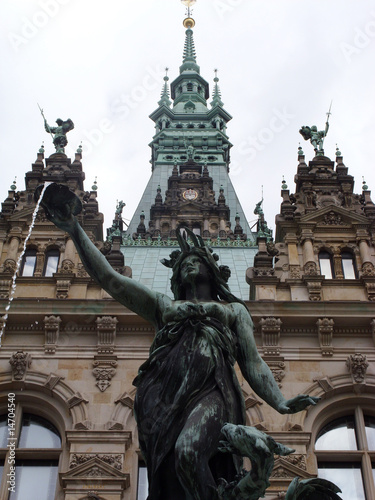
left=180, top=28, right=200, bottom=74
left=211, top=69, right=224, bottom=107
left=158, top=67, right=172, bottom=107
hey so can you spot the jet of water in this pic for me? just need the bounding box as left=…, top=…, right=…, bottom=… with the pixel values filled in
left=0, top=182, right=52, bottom=346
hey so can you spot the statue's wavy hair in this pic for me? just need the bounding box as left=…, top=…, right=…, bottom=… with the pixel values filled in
left=160, top=228, right=248, bottom=309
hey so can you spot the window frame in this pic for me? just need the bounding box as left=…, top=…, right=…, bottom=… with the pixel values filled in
left=43, top=249, right=60, bottom=277
left=318, top=250, right=334, bottom=279
left=20, top=249, right=37, bottom=277
left=341, top=251, right=358, bottom=279
left=314, top=406, right=375, bottom=500
left=0, top=404, right=62, bottom=500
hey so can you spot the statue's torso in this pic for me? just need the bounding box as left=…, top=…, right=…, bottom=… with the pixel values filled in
left=161, top=300, right=237, bottom=330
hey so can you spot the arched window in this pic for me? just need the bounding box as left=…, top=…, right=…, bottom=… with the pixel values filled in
left=315, top=408, right=375, bottom=499
left=341, top=251, right=357, bottom=279
left=187, top=82, right=193, bottom=91
left=0, top=408, right=61, bottom=500
left=319, top=251, right=334, bottom=279
left=43, top=249, right=60, bottom=277
left=20, top=249, right=37, bottom=277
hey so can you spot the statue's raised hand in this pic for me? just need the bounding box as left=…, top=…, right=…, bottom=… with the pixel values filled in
left=278, top=395, right=320, bottom=414
left=35, top=183, right=82, bottom=233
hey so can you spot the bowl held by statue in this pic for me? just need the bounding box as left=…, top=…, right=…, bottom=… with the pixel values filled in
left=34, top=183, right=82, bottom=217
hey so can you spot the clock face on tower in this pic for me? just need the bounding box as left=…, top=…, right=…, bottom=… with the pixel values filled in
left=182, top=189, right=198, bottom=201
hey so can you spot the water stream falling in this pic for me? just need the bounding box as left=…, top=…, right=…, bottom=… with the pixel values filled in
left=0, top=182, right=51, bottom=346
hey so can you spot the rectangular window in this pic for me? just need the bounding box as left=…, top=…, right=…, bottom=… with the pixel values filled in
left=137, top=463, right=148, bottom=500
left=318, top=463, right=365, bottom=500
left=319, top=258, right=333, bottom=279
left=342, top=258, right=356, bottom=279
left=44, top=255, right=59, bottom=277
left=9, top=461, right=58, bottom=500
left=21, top=255, right=36, bottom=277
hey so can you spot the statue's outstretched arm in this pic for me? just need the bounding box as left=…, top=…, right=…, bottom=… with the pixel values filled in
left=233, top=304, right=319, bottom=414
left=46, top=207, right=164, bottom=325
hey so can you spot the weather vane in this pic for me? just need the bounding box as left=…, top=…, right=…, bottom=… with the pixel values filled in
left=181, top=0, right=196, bottom=28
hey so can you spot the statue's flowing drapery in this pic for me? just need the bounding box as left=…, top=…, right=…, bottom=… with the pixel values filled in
left=133, top=304, right=245, bottom=499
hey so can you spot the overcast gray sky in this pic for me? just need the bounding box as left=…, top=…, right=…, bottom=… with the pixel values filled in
left=1, top=0, right=374, bottom=234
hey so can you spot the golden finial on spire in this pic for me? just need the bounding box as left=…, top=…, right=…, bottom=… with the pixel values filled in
left=181, top=0, right=196, bottom=28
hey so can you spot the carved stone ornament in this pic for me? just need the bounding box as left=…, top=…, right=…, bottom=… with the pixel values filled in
left=3, top=259, right=16, bottom=274
left=317, top=318, right=334, bottom=356
left=9, top=351, right=32, bottom=380
left=67, top=392, right=89, bottom=408
left=289, top=265, right=301, bottom=279
left=70, top=453, right=122, bottom=471
left=92, top=359, right=118, bottom=392
left=307, top=281, right=322, bottom=301
left=56, top=279, right=71, bottom=299
left=0, top=280, right=11, bottom=299
left=77, top=262, right=89, bottom=278
left=44, top=315, right=61, bottom=353
left=346, top=353, right=369, bottom=383
left=267, top=361, right=286, bottom=388
left=259, top=317, right=282, bottom=356
left=254, top=268, right=275, bottom=277
left=304, top=262, right=319, bottom=276
left=59, top=259, right=74, bottom=274
left=362, top=262, right=375, bottom=277
left=365, top=282, right=375, bottom=302
left=322, top=211, right=343, bottom=225
left=96, top=316, right=118, bottom=354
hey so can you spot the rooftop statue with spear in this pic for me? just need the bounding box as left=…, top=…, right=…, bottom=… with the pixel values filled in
left=38, top=104, right=74, bottom=153
left=299, top=101, right=332, bottom=156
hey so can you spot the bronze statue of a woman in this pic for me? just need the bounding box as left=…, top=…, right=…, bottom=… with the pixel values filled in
left=38, top=184, right=319, bottom=500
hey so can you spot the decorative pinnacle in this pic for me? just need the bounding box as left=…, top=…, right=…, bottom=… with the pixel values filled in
left=158, top=67, right=171, bottom=107
left=211, top=68, right=224, bottom=107
left=10, top=176, right=17, bottom=191
left=92, top=176, right=98, bottom=191
left=362, top=177, right=369, bottom=191
left=335, top=144, right=342, bottom=157
left=281, top=177, right=288, bottom=190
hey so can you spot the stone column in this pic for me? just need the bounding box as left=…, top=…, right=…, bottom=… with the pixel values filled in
left=7, top=236, right=20, bottom=262
left=34, top=251, right=45, bottom=277
left=302, top=232, right=318, bottom=276
left=302, top=237, right=315, bottom=264
left=64, top=238, right=76, bottom=262
left=358, top=235, right=375, bottom=276
left=333, top=249, right=344, bottom=279
left=3, top=236, right=21, bottom=274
